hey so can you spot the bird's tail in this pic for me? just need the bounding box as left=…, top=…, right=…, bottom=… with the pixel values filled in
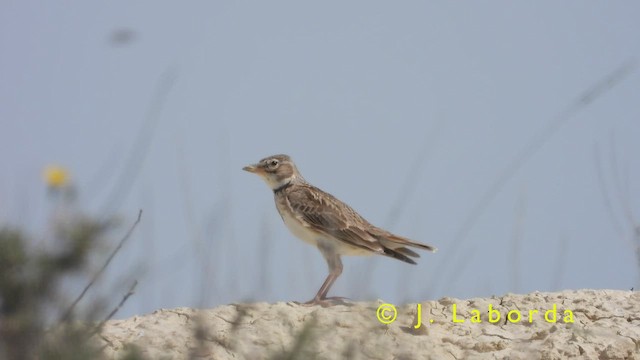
left=374, top=230, right=437, bottom=264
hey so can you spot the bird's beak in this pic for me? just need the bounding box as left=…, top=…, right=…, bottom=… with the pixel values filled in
left=242, top=164, right=259, bottom=173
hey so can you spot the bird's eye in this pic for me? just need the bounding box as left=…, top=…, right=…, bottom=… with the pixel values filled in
left=268, top=159, right=279, bottom=167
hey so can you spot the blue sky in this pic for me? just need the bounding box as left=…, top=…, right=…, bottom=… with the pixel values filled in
left=1, top=1, right=639, bottom=319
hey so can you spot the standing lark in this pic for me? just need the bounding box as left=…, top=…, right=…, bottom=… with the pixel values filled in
left=243, top=154, right=437, bottom=306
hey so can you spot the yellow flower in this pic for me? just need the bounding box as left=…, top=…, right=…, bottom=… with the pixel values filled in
left=43, top=165, right=70, bottom=188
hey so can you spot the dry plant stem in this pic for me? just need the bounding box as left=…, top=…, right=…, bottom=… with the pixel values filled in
left=100, top=69, right=177, bottom=216
left=61, top=209, right=143, bottom=322
left=603, top=136, right=640, bottom=284
left=510, top=189, right=526, bottom=293
left=89, top=280, right=138, bottom=338
left=430, top=59, right=638, bottom=295
left=355, top=118, right=445, bottom=298
left=607, top=134, right=636, bottom=226
left=594, top=144, right=625, bottom=239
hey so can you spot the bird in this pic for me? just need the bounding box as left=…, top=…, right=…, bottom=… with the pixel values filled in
left=243, top=154, right=437, bottom=306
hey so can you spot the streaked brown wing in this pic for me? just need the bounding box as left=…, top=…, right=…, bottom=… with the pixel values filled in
left=285, top=185, right=384, bottom=253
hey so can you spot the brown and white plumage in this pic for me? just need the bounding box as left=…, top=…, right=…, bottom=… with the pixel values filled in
left=243, top=154, right=437, bottom=306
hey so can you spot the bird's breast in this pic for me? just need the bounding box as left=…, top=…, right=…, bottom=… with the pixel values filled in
left=275, top=197, right=319, bottom=247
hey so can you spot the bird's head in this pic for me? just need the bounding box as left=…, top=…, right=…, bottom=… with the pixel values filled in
left=243, top=154, right=303, bottom=191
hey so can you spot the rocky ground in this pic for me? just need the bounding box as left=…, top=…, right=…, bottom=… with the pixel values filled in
left=98, top=289, right=639, bottom=359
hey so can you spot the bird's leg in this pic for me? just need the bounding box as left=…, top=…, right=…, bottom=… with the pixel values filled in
left=312, top=272, right=340, bottom=301
left=298, top=249, right=349, bottom=307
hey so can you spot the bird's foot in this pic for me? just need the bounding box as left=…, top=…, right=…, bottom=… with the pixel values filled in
left=294, top=296, right=351, bottom=307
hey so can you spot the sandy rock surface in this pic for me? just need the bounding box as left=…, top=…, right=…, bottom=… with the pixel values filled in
left=98, top=289, right=639, bottom=359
